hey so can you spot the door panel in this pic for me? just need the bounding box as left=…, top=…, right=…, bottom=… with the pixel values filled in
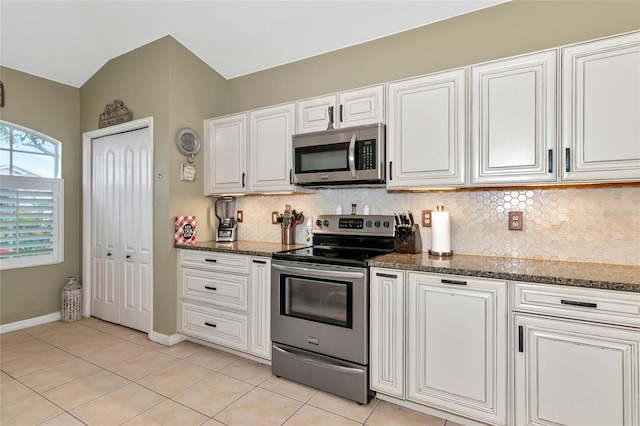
left=90, top=126, right=152, bottom=332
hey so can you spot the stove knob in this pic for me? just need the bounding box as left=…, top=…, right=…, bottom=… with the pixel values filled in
left=374, top=220, right=381, bottom=228
left=315, top=220, right=322, bottom=227
left=383, top=220, right=390, bottom=228
left=323, top=219, right=330, bottom=227
left=365, top=220, right=373, bottom=228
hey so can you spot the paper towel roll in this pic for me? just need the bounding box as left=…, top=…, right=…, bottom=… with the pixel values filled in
left=431, top=210, right=451, bottom=253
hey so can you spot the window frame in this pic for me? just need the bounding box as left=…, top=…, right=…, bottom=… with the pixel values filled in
left=1, top=120, right=61, bottom=178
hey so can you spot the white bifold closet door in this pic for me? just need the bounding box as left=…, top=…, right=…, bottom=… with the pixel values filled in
left=91, top=127, right=152, bottom=332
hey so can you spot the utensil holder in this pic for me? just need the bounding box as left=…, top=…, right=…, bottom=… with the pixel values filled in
left=282, top=227, right=295, bottom=245
left=395, top=224, right=422, bottom=254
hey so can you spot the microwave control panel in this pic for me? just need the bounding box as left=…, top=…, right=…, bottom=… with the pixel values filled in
left=357, top=140, right=376, bottom=170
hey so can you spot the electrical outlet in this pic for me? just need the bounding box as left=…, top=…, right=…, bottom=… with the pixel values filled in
left=422, top=210, right=432, bottom=227
left=236, top=210, right=243, bottom=223
left=272, top=211, right=279, bottom=225
left=509, top=211, right=523, bottom=231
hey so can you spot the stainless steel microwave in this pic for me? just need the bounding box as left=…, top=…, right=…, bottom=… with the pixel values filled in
left=292, top=123, right=385, bottom=186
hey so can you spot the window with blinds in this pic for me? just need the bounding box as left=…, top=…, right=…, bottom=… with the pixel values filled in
left=0, top=176, right=64, bottom=270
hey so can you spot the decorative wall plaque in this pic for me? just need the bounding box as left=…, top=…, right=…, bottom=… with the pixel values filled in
left=99, top=100, right=133, bottom=128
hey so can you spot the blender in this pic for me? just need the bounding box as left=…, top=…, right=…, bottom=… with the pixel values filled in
left=215, top=196, right=237, bottom=242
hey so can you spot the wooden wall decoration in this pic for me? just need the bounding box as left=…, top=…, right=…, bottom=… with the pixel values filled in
left=99, top=99, right=133, bottom=128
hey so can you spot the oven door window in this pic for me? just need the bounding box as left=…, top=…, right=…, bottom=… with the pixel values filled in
left=295, top=142, right=349, bottom=174
left=281, top=275, right=352, bottom=328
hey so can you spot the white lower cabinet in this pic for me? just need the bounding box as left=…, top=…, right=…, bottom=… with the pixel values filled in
left=513, top=282, right=640, bottom=426
left=370, top=268, right=405, bottom=398
left=371, top=268, right=508, bottom=425
left=178, top=250, right=271, bottom=360
left=408, top=272, right=508, bottom=425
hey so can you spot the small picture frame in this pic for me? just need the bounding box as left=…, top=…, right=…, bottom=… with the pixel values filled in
left=180, top=163, right=196, bottom=181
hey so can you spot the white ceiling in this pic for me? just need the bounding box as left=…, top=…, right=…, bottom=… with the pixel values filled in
left=0, top=0, right=508, bottom=88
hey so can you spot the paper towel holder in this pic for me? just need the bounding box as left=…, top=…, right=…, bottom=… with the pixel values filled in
left=428, top=249, right=453, bottom=257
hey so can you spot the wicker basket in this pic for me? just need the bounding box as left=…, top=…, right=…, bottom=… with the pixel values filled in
left=61, top=288, right=82, bottom=322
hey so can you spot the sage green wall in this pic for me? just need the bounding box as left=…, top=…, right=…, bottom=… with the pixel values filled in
left=80, top=36, right=227, bottom=335
left=226, top=0, right=640, bottom=112
left=0, top=66, right=81, bottom=324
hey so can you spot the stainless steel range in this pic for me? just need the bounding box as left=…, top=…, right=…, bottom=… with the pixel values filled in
left=271, top=214, right=395, bottom=405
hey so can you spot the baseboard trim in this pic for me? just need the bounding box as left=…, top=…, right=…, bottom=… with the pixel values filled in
left=149, top=331, right=185, bottom=347
left=0, top=311, right=62, bottom=334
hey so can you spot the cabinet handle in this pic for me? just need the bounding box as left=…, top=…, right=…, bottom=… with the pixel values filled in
left=289, top=169, right=293, bottom=184
left=389, top=161, right=393, bottom=181
left=242, top=172, right=245, bottom=187
left=253, top=259, right=267, bottom=264
left=107, top=252, right=112, bottom=257
left=561, top=299, right=597, bottom=309
left=376, top=272, right=398, bottom=278
left=548, top=149, right=553, bottom=174
left=204, top=322, right=217, bottom=328
left=441, top=279, right=467, bottom=286
left=204, top=286, right=217, bottom=291
left=565, top=148, right=571, bottom=173
left=126, top=255, right=131, bottom=259
left=339, top=104, right=343, bottom=122
left=205, top=258, right=217, bottom=263
left=518, top=325, right=524, bottom=353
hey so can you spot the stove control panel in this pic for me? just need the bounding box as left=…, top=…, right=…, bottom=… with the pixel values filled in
left=313, top=215, right=395, bottom=237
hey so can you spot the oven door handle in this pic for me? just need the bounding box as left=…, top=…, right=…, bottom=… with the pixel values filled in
left=273, top=345, right=365, bottom=375
left=272, top=263, right=365, bottom=279
left=348, top=132, right=357, bottom=178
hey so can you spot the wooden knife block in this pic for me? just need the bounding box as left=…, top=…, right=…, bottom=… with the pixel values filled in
left=395, top=224, right=422, bottom=254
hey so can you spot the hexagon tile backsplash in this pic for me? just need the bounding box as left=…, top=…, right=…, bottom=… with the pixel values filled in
left=233, top=185, right=640, bottom=265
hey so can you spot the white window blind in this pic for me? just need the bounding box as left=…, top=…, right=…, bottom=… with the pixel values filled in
left=0, top=176, right=64, bottom=270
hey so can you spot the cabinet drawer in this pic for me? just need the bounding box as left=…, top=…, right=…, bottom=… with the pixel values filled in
left=180, top=250, right=250, bottom=273
left=180, top=268, right=248, bottom=311
left=513, top=282, right=640, bottom=327
left=180, top=302, right=248, bottom=352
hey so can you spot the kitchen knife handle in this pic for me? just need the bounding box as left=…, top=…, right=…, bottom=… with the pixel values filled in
left=408, top=211, right=415, bottom=225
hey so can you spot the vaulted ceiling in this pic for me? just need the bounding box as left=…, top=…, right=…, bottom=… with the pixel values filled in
left=0, top=1, right=508, bottom=88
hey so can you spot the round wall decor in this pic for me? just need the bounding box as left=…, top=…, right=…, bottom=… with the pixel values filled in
left=176, top=127, right=201, bottom=163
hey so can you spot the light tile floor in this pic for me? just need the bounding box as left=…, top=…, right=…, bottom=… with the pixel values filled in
left=1, top=317, right=462, bottom=426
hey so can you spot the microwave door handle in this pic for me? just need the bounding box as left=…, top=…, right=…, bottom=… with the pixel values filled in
left=348, top=132, right=357, bottom=178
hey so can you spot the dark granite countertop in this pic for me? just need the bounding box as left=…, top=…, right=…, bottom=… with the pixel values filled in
left=175, top=240, right=305, bottom=257
left=370, top=252, right=640, bottom=293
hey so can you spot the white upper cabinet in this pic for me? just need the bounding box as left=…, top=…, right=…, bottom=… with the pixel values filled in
left=470, top=50, right=558, bottom=185
left=204, top=113, right=247, bottom=195
left=387, top=69, right=467, bottom=188
left=248, top=103, right=296, bottom=193
left=296, top=85, right=384, bottom=134
left=561, top=31, right=640, bottom=182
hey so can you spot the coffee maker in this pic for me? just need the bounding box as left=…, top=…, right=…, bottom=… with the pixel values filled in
left=215, top=196, right=237, bottom=242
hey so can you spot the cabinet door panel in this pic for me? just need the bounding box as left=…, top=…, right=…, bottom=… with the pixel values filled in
left=562, top=32, right=640, bottom=182
left=249, top=258, right=271, bottom=359
left=370, top=268, right=404, bottom=398
left=204, top=114, right=247, bottom=195
left=338, top=85, right=384, bottom=128
left=471, top=50, right=557, bottom=185
left=249, top=104, right=295, bottom=192
left=387, top=69, right=466, bottom=188
left=407, top=272, right=507, bottom=425
left=296, top=95, right=336, bottom=134
left=515, top=314, right=640, bottom=426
